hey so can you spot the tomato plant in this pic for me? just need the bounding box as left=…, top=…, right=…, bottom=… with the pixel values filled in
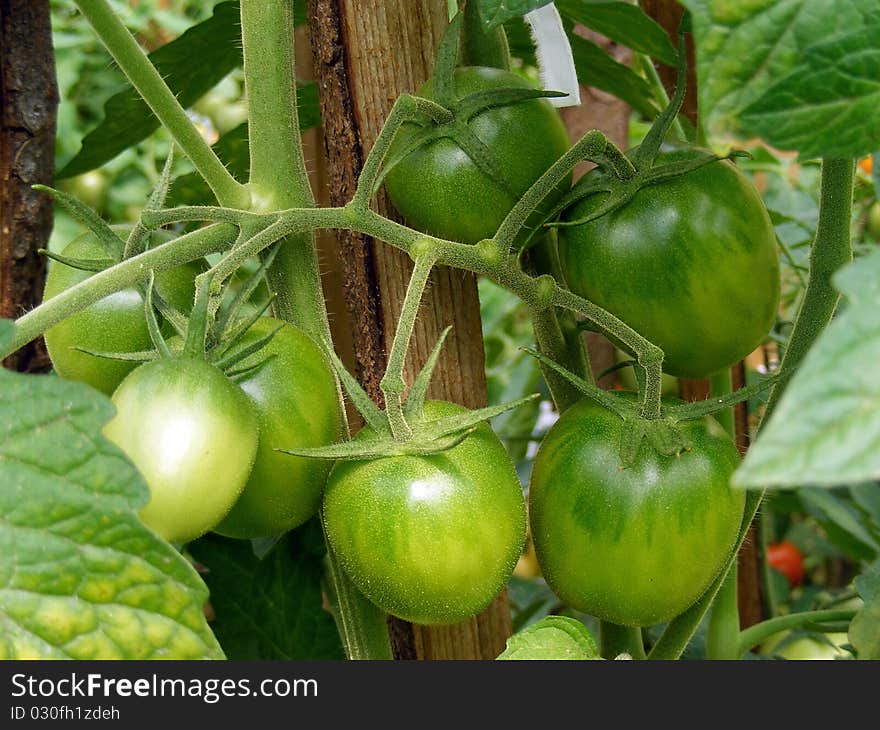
left=384, top=66, right=571, bottom=245
left=558, top=147, right=780, bottom=379
left=529, top=395, right=745, bottom=627
left=215, top=317, right=341, bottom=539
left=322, top=401, right=526, bottom=625
left=2, top=0, right=878, bottom=668
left=43, top=231, right=203, bottom=394
left=102, top=357, right=259, bottom=544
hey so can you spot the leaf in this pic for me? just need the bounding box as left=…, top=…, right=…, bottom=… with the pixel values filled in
left=798, top=489, right=879, bottom=562
left=476, top=0, right=554, bottom=29
left=850, top=560, right=880, bottom=659
left=0, top=371, right=222, bottom=659
left=850, top=483, right=880, bottom=534
left=733, top=249, right=880, bottom=488
left=569, top=34, right=659, bottom=119
left=497, top=615, right=600, bottom=660
left=555, top=0, right=678, bottom=66
left=169, top=83, right=322, bottom=206
left=188, top=522, right=344, bottom=660
left=682, top=0, right=880, bottom=158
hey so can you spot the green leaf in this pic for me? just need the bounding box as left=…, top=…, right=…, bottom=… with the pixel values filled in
left=497, top=615, right=600, bottom=660
left=850, top=560, right=880, bottom=659
left=476, top=0, right=554, bottom=29
left=798, top=489, right=879, bottom=562
left=570, top=34, right=659, bottom=119
left=0, top=371, right=222, bottom=659
left=733, top=249, right=880, bottom=488
left=682, top=0, right=880, bottom=158
left=188, top=523, right=344, bottom=660
left=59, top=2, right=243, bottom=178
left=851, top=483, right=880, bottom=533
left=169, top=82, right=320, bottom=205
left=556, top=0, right=678, bottom=66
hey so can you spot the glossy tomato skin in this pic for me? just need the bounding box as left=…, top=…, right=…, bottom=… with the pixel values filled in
left=215, top=318, right=341, bottom=539
left=323, top=401, right=527, bottom=625
left=384, top=66, right=571, bottom=245
left=558, top=148, right=780, bottom=378
left=103, top=358, right=259, bottom=544
left=43, top=232, right=204, bottom=395
left=529, top=396, right=745, bottom=627
left=766, top=540, right=805, bottom=587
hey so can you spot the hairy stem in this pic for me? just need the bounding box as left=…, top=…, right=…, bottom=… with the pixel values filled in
left=381, top=256, right=435, bottom=440
left=74, top=0, right=248, bottom=209
left=600, top=623, right=646, bottom=660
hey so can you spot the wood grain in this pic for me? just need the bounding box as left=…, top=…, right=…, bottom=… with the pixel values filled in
left=307, top=0, right=510, bottom=660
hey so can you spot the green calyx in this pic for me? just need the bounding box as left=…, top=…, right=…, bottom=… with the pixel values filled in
left=523, top=346, right=782, bottom=466
left=283, top=325, right=539, bottom=462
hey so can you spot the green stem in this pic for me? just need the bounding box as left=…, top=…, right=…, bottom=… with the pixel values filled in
left=737, top=610, right=856, bottom=657
left=7, top=224, right=234, bottom=355
left=238, top=0, right=389, bottom=660
left=381, top=256, right=435, bottom=439
left=600, top=623, right=646, bottom=660
left=238, top=0, right=330, bottom=340
left=637, top=54, right=686, bottom=142
left=648, top=158, right=855, bottom=660
left=705, top=368, right=740, bottom=660
left=74, top=0, right=248, bottom=209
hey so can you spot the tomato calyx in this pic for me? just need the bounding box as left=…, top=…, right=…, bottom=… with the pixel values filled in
left=523, top=345, right=782, bottom=465
left=283, top=325, right=539, bottom=462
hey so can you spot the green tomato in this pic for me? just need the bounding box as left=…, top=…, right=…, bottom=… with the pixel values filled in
left=558, top=147, right=780, bottom=378
left=43, top=232, right=204, bottom=395
left=323, top=401, right=527, bottom=625
left=103, top=358, right=259, bottom=544
left=215, top=318, right=342, bottom=539
left=867, top=200, right=880, bottom=240
left=60, top=170, right=109, bottom=212
left=384, top=66, right=571, bottom=245
left=529, top=396, right=744, bottom=627
left=761, top=631, right=850, bottom=660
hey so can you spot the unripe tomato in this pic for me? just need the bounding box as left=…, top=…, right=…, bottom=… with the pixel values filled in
left=385, top=66, right=571, bottom=245
left=103, top=358, right=259, bottom=544
left=322, top=401, right=527, bottom=625
left=60, top=170, right=109, bottom=211
left=766, top=540, right=805, bottom=587
left=215, top=318, right=342, bottom=539
left=558, top=147, right=780, bottom=378
left=529, top=396, right=745, bottom=627
left=43, top=232, right=204, bottom=395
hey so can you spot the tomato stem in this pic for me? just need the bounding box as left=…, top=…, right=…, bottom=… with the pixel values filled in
left=381, top=256, right=436, bottom=440
left=737, top=609, right=857, bottom=657
left=73, top=0, right=249, bottom=210
left=599, top=623, right=646, bottom=660
left=459, top=0, right=511, bottom=70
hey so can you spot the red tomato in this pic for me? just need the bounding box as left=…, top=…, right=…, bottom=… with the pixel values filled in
left=767, top=540, right=805, bottom=587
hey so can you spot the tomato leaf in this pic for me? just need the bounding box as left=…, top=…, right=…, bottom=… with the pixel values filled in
left=0, top=371, right=223, bottom=659
left=188, top=524, right=344, bottom=660
left=682, top=0, right=880, bottom=159
left=476, top=0, right=554, bottom=30
left=733, top=248, right=880, bottom=488
left=850, top=560, right=880, bottom=659
left=555, top=0, right=678, bottom=66
left=497, top=615, right=600, bottom=660
left=569, top=34, right=659, bottom=119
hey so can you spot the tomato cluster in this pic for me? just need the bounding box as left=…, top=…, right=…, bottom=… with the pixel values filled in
left=43, top=61, right=779, bottom=631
